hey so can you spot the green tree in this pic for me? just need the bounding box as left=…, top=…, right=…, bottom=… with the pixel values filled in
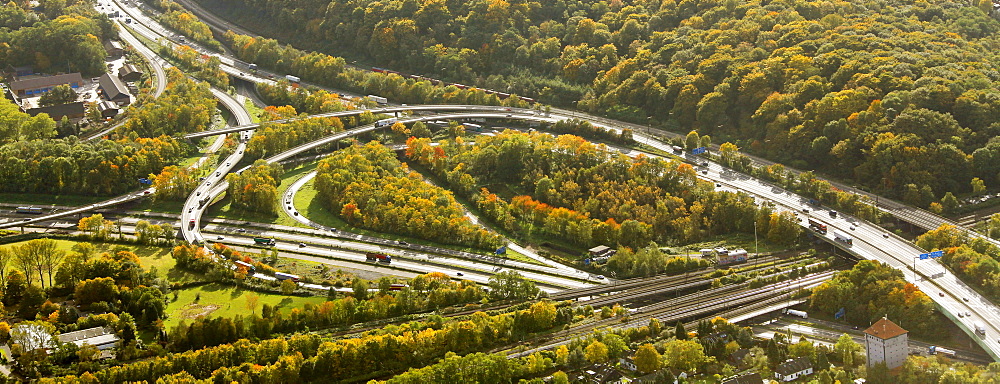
left=941, top=192, right=959, bottom=214
left=662, top=338, right=710, bottom=372
left=675, top=320, right=688, bottom=340
left=37, top=84, right=77, bottom=106
left=351, top=277, right=368, bottom=300
left=487, top=271, right=539, bottom=301
left=971, top=177, right=986, bottom=196
left=685, top=130, right=700, bottom=150
left=280, top=279, right=297, bottom=295
left=834, top=333, right=861, bottom=367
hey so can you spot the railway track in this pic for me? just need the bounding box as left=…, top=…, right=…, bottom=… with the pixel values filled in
left=506, top=271, right=835, bottom=357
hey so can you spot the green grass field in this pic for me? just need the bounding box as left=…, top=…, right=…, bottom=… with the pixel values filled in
left=244, top=98, right=263, bottom=123
left=163, top=283, right=328, bottom=329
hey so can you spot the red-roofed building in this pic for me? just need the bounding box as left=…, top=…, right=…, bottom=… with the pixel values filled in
left=864, top=317, right=908, bottom=369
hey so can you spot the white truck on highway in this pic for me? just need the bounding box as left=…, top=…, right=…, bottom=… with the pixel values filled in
left=928, top=346, right=956, bottom=357
left=367, top=95, right=388, bottom=105
left=833, top=230, right=853, bottom=245
left=285, top=74, right=300, bottom=83
left=375, top=117, right=398, bottom=128
left=975, top=321, right=987, bottom=336
left=783, top=308, right=808, bottom=318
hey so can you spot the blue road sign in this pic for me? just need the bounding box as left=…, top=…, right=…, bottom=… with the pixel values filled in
left=495, top=246, right=507, bottom=255
left=835, top=307, right=846, bottom=319
left=138, top=178, right=152, bottom=185
left=919, top=250, right=945, bottom=260
left=691, top=147, right=707, bottom=155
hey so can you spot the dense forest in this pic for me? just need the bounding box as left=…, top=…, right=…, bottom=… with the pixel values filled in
left=0, top=1, right=114, bottom=76
left=810, top=260, right=938, bottom=335
left=205, top=0, right=1000, bottom=203
left=406, top=130, right=801, bottom=253
left=314, top=141, right=505, bottom=249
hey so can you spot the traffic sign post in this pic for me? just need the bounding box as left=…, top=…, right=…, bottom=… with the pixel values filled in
left=914, top=250, right=945, bottom=280
left=691, top=147, right=707, bottom=155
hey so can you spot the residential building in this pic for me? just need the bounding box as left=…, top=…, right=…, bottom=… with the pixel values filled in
left=26, top=101, right=87, bottom=121
left=57, top=326, right=120, bottom=351
left=9, top=73, right=84, bottom=97
left=618, top=355, right=636, bottom=372
left=105, top=40, right=125, bottom=58
left=118, top=63, right=143, bottom=82
left=722, top=372, right=764, bottom=384
left=97, top=100, right=121, bottom=118
left=864, top=317, right=908, bottom=369
left=98, top=73, right=131, bottom=105
left=3, top=64, right=33, bottom=79
left=775, top=357, right=813, bottom=382
left=589, top=245, right=616, bottom=259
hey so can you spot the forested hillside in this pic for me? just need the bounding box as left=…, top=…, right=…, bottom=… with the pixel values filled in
left=207, top=0, right=1000, bottom=203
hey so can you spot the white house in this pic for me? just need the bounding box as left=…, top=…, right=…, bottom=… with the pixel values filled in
left=774, top=357, right=813, bottom=381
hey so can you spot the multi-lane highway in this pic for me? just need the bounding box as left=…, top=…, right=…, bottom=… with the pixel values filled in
left=9, top=0, right=999, bottom=360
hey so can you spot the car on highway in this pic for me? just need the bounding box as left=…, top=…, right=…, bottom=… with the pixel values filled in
left=964, top=297, right=970, bottom=302
left=959, top=312, right=965, bottom=318
left=883, top=233, right=890, bottom=238
left=829, top=210, right=838, bottom=218
left=196, top=191, right=201, bottom=196
left=298, top=242, right=306, bottom=247
left=236, top=228, right=246, bottom=232
left=398, top=241, right=408, bottom=245
left=22, top=218, right=30, bottom=221
left=226, top=162, right=231, bottom=166
left=143, top=191, right=150, bottom=195
left=802, top=208, right=810, bottom=213
left=850, top=226, right=856, bottom=230
left=702, top=170, right=708, bottom=175
left=456, top=272, right=464, bottom=276
left=188, top=208, right=193, bottom=213
left=939, top=292, right=945, bottom=297
left=217, top=236, right=224, bottom=240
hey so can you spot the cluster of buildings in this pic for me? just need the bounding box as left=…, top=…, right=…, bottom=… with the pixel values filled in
left=2, top=38, right=142, bottom=124
left=570, top=316, right=911, bottom=384
left=11, top=325, right=121, bottom=359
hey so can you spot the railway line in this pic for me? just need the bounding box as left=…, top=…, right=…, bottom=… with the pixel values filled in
left=507, top=271, right=834, bottom=358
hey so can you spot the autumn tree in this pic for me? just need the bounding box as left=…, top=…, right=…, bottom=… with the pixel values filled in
left=78, top=214, right=114, bottom=240
left=634, top=344, right=661, bottom=374
left=584, top=340, right=608, bottom=364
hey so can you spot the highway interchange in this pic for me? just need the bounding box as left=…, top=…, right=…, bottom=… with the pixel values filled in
left=2, top=0, right=999, bottom=361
